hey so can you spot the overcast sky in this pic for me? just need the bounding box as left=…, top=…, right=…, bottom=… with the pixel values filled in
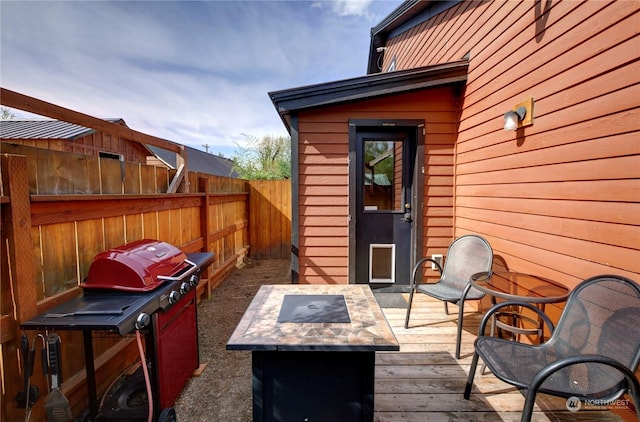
left=1, top=0, right=403, bottom=157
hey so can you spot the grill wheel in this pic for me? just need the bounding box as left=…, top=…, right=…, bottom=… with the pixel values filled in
left=159, top=407, right=177, bottom=422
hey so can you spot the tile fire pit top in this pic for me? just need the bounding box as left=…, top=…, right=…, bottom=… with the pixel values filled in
left=227, top=284, right=399, bottom=352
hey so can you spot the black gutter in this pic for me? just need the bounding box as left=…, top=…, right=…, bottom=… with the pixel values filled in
left=269, top=60, right=468, bottom=132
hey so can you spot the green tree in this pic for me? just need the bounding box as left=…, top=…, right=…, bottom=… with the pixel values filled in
left=364, top=140, right=394, bottom=184
left=1, top=107, right=15, bottom=119
left=232, top=134, right=291, bottom=179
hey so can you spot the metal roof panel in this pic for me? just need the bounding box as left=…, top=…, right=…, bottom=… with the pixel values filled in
left=0, top=119, right=93, bottom=139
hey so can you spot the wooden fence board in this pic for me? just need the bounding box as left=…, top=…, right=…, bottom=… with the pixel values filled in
left=67, top=153, right=92, bottom=194
left=156, top=166, right=169, bottom=192
left=104, top=215, right=125, bottom=249
left=125, top=212, right=144, bottom=243
left=41, top=222, right=78, bottom=295
left=170, top=208, right=182, bottom=246
left=39, top=147, right=75, bottom=194
left=100, top=158, right=123, bottom=194
left=156, top=209, right=172, bottom=242
left=142, top=211, right=159, bottom=239
left=84, top=155, right=102, bottom=194
left=31, top=226, right=45, bottom=301
left=140, top=164, right=157, bottom=193
left=76, top=219, right=105, bottom=280
left=187, top=206, right=201, bottom=241
left=124, top=161, right=141, bottom=194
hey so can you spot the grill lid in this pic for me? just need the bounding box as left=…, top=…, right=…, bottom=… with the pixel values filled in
left=83, top=239, right=188, bottom=292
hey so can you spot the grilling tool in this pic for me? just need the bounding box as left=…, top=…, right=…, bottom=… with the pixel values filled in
left=44, top=333, right=72, bottom=422
left=25, top=334, right=47, bottom=422
left=16, top=334, right=28, bottom=407
left=16, top=335, right=39, bottom=409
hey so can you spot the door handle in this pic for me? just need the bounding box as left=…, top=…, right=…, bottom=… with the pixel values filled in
left=402, top=203, right=412, bottom=223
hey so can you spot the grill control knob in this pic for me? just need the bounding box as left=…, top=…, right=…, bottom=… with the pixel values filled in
left=169, top=290, right=180, bottom=304
left=135, top=313, right=150, bottom=330
left=189, top=274, right=199, bottom=287
left=180, top=282, right=190, bottom=294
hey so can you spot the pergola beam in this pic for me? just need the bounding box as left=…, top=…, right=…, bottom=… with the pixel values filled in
left=1, top=87, right=189, bottom=192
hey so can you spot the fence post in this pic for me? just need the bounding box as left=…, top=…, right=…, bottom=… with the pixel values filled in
left=1, top=154, right=38, bottom=422
left=198, top=176, right=212, bottom=299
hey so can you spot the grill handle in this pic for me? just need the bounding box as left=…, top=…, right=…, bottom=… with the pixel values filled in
left=157, top=259, right=198, bottom=282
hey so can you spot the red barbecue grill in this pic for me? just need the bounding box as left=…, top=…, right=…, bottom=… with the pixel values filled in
left=21, top=239, right=215, bottom=422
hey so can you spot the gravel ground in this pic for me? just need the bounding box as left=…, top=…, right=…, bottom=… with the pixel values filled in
left=173, top=258, right=290, bottom=421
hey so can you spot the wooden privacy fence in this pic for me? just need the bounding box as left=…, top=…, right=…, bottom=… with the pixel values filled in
left=0, top=148, right=290, bottom=422
left=248, top=180, right=292, bottom=259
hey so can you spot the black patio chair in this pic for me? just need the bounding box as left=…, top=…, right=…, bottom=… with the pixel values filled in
left=404, top=234, right=493, bottom=359
left=464, top=274, right=640, bottom=422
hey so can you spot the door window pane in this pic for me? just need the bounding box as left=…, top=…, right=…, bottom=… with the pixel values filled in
left=363, top=140, right=402, bottom=211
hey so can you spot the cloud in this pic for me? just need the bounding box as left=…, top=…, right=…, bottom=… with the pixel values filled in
left=312, top=0, right=376, bottom=18
left=1, top=0, right=401, bottom=156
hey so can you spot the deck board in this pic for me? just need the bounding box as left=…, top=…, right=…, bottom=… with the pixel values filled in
left=374, top=293, right=630, bottom=421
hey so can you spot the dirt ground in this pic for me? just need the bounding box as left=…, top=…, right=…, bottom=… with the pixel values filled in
left=173, top=258, right=290, bottom=421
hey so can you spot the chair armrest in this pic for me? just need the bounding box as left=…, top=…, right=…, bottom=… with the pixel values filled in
left=410, top=258, right=442, bottom=289
left=521, top=354, right=640, bottom=421
left=530, top=354, right=640, bottom=401
left=477, top=301, right=555, bottom=337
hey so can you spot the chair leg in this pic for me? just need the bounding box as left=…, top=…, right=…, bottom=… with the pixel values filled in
left=481, top=314, right=497, bottom=374
left=456, top=283, right=473, bottom=360
left=404, top=289, right=415, bottom=329
left=628, top=375, right=640, bottom=422
left=521, top=388, right=537, bottom=422
left=456, top=299, right=465, bottom=359
left=464, top=351, right=480, bottom=399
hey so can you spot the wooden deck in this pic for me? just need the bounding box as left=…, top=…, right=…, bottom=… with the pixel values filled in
left=374, top=292, right=631, bottom=421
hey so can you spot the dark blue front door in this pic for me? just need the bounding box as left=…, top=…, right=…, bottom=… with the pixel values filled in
left=353, top=128, right=417, bottom=286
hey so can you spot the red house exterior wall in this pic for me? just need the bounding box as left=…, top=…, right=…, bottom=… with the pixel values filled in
left=296, top=87, right=458, bottom=284
left=379, top=0, right=639, bottom=290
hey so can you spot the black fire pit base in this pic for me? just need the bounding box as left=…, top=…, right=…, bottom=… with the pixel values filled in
left=252, top=350, right=375, bottom=421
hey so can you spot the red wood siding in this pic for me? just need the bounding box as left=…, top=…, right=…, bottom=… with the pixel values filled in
left=383, top=0, right=640, bottom=289
left=297, top=87, right=458, bottom=284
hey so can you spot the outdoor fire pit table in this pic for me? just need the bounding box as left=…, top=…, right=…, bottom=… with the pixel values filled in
left=227, top=284, right=399, bottom=422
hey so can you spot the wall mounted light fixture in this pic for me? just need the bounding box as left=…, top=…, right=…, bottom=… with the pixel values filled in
left=503, top=97, right=534, bottom=131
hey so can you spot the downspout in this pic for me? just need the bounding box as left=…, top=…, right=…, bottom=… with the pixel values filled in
left=289, top=113, right=300, bottom=284
left=452, top=83, right=464, bottom=238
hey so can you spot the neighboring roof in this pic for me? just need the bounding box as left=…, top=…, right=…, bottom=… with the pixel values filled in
left=367, top=0, right=462, bottom=74
left=0, top=118, right=122, bottom=140
left=147, top=144, right=239, bottom=178
left=269, top=60, right=468, bottom=131
left=365, top=173, right=391, bottom=187
left=1, top=118, right=238, bottom=178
